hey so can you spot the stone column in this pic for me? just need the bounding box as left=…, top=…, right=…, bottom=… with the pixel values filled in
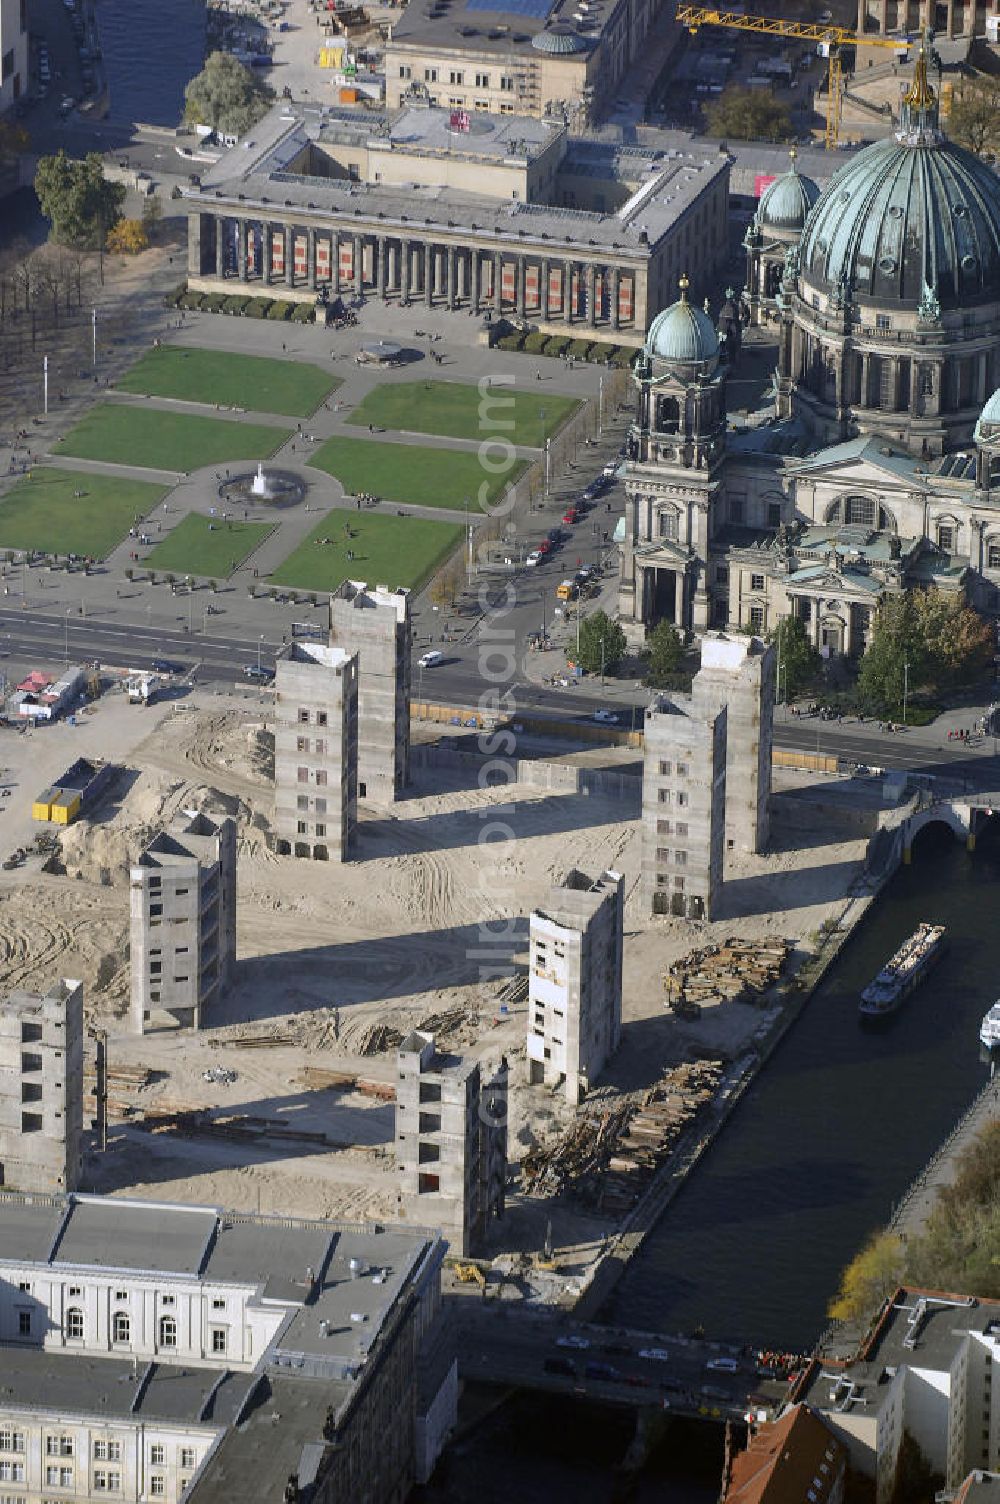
left=540, top=259, right=549, bottom=322
left=516, top=256, right=526, bottom=318
left=376, top=236, right=386, bottom=300
left=978, top=351, right=989, bottom=407
left=586, top=264, right=596, bottom=327
left=446, top=246, right=456, bottom=309
left=285, top=225, right=295, bottom=289
left=470, top=250, right=480, bottom=313
left=564, top=260, right=574, bottom=324
left=945, top=0, right=955, bottom=35
left=307, top=228, right=317, bottom=292
left=493, top=251, right=503, bottom=314
left=456, top=249, right=466, bottom=303
left=215, top=216, right=225, bottom=280
left=331, top=234, right=340, bottom=295
left=860, top=352, right=871, bottom=407
left=388, top=241, right=398, bottom=294
left=400, top=239, right=410, bottom=302
left=424, top=243, right=434, bottom=306
left=353, top=234, right=363, bottom=294
left=237, top=218, right=247, bottom=282
left=610, top=268, right=621, bottom=331
left=262, top=221, right=272, bottom=285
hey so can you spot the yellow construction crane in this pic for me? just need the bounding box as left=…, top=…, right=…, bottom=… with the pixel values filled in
left=675, top=6, right=911, bottom=149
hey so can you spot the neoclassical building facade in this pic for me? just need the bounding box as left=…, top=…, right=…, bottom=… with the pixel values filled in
left=619, top=43, right=1000, bottom=658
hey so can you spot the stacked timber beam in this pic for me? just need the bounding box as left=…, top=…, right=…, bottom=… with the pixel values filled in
left=665, top=938, right=792, bottom=1014
left=83, top=1062, right=154, bottom=1124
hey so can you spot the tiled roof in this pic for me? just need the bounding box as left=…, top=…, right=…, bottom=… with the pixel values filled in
left=724, top=1404, right=845, bottom=1504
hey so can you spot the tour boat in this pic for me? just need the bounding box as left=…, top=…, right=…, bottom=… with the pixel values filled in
left=858, top=923, right=947, bottom=1020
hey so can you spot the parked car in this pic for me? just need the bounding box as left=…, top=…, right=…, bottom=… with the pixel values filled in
left=706, top=1357, right=739, bottom=1373
left=547, top=527, right=563, bottom=545
left=243, top=664, right=274, bottom=682
left=585, top=1361, right=620, bottom=1382
left=418, top=650, right=443, bottom=669
left=639, top=1347, right=672, bottom=1362
left=544, top=1356, right=577, bottom=1377
left=538, top=538, right=552, bottom=555
left=592, top=709, right=619, bottom=725
left=562, top=507, right=579, bottom=524
left=556, top=1335, right=591, bottom=1350
left=525, top=550, right=543, bottom=567
left=151, top=658, right=186, bottom=675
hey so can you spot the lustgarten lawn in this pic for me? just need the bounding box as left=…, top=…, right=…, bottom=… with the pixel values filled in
left=271, top=508, right=463, bottom=594
left=0, top=468, right=167, bottom=557
left=57, top=405, right=291, bottom=471
left=117, top=347, right=339, bottom=418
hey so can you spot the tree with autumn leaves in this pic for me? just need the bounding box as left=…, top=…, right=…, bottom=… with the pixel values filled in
left=857, top=590, right=994, bottom=718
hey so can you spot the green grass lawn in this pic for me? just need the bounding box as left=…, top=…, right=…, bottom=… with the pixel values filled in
left=0, top=468, right=168, bottom=557
left=146, top=513, right=273, bottom=578
left=56, top=404, right=292, bottom=471
left=346, top=379, right=579, bottom=443
left=309, top=435, right=525, bottom=511
left=271, top=508, right=463, bottom=595
left=117, top=347, right=340, bottom=417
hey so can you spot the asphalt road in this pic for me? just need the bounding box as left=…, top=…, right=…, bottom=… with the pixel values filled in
left=7, top=601, right=1000, bottom=788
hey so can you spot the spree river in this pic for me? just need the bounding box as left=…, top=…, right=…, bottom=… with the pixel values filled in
left=94, top=0, right=206, bottom=126
left=602, top=821, right=1000, bottom=1351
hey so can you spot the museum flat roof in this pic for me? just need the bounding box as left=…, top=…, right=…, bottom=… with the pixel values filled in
left=187, top=103, right=726, bottom=254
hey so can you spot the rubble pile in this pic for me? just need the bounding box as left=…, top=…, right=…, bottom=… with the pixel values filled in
left=521, top=1060, right=724, bottom=1215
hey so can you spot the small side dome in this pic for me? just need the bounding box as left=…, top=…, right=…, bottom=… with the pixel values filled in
left=645, top=275, right=720, bottom=371
left=757, top=149, right=820, bottom=232
left=975, top=387, right=1000, bottom=442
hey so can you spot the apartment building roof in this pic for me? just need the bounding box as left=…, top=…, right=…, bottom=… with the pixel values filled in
left=52, top=1199, right=217, bottom=1276
left=190, top=1374, right=341, bottom=1504
left=799, top=1290, right=1000, bottom=1418
left=0, top=1346, right=252, bottom=1428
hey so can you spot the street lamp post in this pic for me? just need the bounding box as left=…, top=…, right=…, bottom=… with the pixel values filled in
left=92, top=307, right=97, bottom=369
left=545, top=437, right=551, bottom=508
left=64, top=608, right=71, bottom=664
left=43, top=355, right=49, bottom=416
left=903, top=659, right=910, bottom=727
left=258, top=634, right=264, bottom=673
left=598, top=374, right=603, bottom=439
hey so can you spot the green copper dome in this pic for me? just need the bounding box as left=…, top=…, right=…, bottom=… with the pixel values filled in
left=799, top=39, right=1000, bottom=307
left=757, top=153, right=820, bottom=231
left=975, top=387, right=1000, bottom=441
left=646, top=276, right=720, bottom=370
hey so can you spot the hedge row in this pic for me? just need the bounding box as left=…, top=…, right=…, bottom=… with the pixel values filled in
left=164, top=286, right=314, bottom=323
left=495, top=327, right=636, bottom=368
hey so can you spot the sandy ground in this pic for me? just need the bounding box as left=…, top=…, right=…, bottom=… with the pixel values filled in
left=0, top=692, right=873, bottom=1275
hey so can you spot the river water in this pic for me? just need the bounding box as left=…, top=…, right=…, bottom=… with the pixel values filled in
left=602, top=822, right=1000, bottom=1351
left=94, top=0, right=206, bottom=126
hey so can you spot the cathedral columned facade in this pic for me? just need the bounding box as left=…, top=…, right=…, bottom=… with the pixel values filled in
left=619, top=39, right=1000, bottom=660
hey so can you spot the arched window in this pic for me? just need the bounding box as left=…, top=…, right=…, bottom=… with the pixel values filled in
left=112, top=1312, right=130, bottom=1345
left=158, top=1315, right=177, bottom=1349
left=845, top=495, right=876, bottom=527
left=65, top=1308, right=84, bottom=1341
left=658, top=396, right=680, bottom=433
